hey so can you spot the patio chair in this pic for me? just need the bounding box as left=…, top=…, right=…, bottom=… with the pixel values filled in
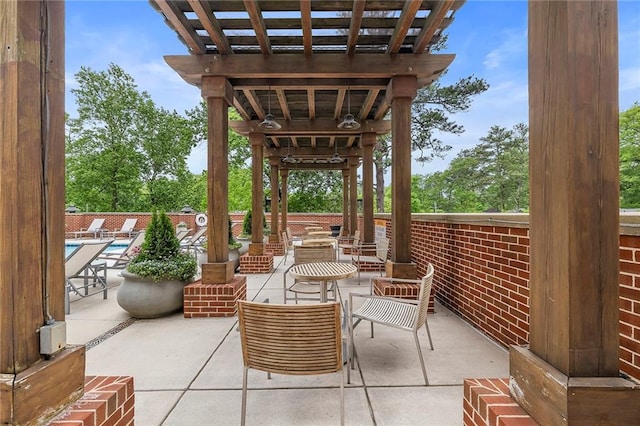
left=351, top=236, right=389, bottom=284
left=65, top=240, right=114, bottom=314
left=347, top=263, right=435, bottom=385
left=283, top=244, right=338, bottom=304
left=238, top=301, right=344, bottom=426
left=180, top=227, right=207, bottom=254
left=175, top=228, right=192, bottom=243
left=337, top=229, right=360, bottom=260
left=95, top=231, right=145, bottom=270
left=281, top=231, right=293, bottom=263
left=105, top=218, right=137, bottom=239
left=70, top=218, right=107, bottom=239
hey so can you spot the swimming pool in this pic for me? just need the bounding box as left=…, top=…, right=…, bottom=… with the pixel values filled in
left=65, top=242, right=129, bottom=258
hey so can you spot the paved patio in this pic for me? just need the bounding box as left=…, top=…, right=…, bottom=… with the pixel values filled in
left=65, top=254, right=509, bottom=425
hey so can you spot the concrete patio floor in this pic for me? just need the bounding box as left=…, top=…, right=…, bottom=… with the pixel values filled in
left=65, top=254, right=509, bottom=425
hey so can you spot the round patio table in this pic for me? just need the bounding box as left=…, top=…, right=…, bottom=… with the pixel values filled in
left=302, top=237, right=336, bottom=246
left=289, top=262, right=357, bottom=303
left=307, top=231, right=333, bottom=237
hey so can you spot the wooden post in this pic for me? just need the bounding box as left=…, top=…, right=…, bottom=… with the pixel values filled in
left=349, top=158, right=359, bottom=235
left=268, top=159, right=280, bottom=243
left=342, top=169, right=350, bottom=235
left=249, top=134, right=264, bottom=255
left=387, top=76, right=417, bottom=278
left=510, top=1, right=640, bottom=423
left=0, top=1, right=85, bottom=423
left=280, top=169, right=288, bottom=236
left=201, top=76, right=235, bottom=283
left=361, top=133, right=376, bottom=244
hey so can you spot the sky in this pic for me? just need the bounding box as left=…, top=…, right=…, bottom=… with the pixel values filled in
left=65, top=1, right=640, bottom=175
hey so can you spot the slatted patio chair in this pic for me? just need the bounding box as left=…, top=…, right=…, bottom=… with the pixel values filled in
left=337, top=229, right=360, bottom=260
left=347, top=263, right=435, bottom=385
left=351, top=236, right=389, bottom=284
left=238, top=301, right=344, bottom=426
left=281, top=231, right=293, bottom=263
left=283, top=244, right=338, bottom=303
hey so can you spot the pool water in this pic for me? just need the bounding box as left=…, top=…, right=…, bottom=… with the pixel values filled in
left=65, top=243, right=129, bottom=258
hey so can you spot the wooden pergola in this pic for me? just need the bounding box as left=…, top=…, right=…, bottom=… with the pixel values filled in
left=151, top=0, right=462, bottom=282
left=1, top=1, right=638, bottom=424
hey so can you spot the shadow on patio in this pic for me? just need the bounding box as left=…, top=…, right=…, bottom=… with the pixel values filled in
left=66, top=255, right=508, bottom=425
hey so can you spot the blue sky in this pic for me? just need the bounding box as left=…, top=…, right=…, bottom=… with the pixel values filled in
left=65, top=1, right=640, bottom=174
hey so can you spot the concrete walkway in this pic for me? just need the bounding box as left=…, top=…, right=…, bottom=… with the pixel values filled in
left=66, top=255, right=509, bottom=425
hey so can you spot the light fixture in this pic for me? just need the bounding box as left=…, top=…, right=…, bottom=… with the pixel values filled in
left=337, top=86, right=360, bottom=130
left=281, top=140, right=297, bottom=163
left=259, top=85, right=281, bottom=130
left=328, top=141, right=344, bottom=163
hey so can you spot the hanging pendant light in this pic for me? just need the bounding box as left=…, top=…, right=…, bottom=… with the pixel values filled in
left=259, top=85, right=281, bottom=130
left=337, top=86, right=361, bottom=130
left=328, top=141, right=344, bottom=163
left=281, top=139, right=296, bottom=163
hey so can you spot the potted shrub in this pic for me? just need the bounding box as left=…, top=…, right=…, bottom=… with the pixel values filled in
left=117, top=211, right=197, bottom=318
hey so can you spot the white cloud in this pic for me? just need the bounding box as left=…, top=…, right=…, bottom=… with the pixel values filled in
left=482, top=29, right=527, bottom=71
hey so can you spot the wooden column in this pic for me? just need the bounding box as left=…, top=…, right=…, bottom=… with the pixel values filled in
left=201, top=76, right=234, bottom=283
left=268, top=159, right=280, bottom=243
left=248, top=133, right=264, bottom=255
left=0, top=2, right=85, bottom=424
left=510, top=1, right=640, bottom=423
left=280, top=169, right=288, bottom=236
left=361, top=133, right=376, bottom=244
left=349, top=157, right=359, bottom=236
left=341, top=169, right=350, bottom=235
left=387, top=76, right=417, bottom=278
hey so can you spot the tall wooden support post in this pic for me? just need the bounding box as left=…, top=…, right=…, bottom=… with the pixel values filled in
left=268, top=159, right=280, bottom=243
left=387, top=76, right=417, bottom=279
left=349, top=158, right=359, bottom=235
left=248, top=134, right=264, bottom=256
left=0, top=1, right=85, bottom=424
left=201, top=77, right=234, bottom=283
left=510, top=1, right=640, bottom=423
left=280, top=169, right=288, bottom=237
left=361, top=133, right=376, bottom=243
left=341, top=169, right=350, bottom=236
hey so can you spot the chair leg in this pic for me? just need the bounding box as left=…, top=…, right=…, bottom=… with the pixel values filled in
left=413, top=332, right=429, bottom=386
left=425, top=319, right=434, bottom=350
left=340, top=370, right=345, bottom=426
left=241, top=366, right=248, bottom=426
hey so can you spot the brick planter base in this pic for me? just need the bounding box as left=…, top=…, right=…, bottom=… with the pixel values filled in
left=372, top=278, right=435, bottom=313
left=183, top=275, right=247, bottom=318
left=266, top=242, right=284, bottom=256
left=49, top=376, right=134, bottom=426
left=239, top=253, right=274, bottom=274
left=463, top=378, right=537, bottom=426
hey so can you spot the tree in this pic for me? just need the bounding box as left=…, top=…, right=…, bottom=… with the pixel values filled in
left=620, top=103, right=640, bottom=208
left=66, top=64, right=200, bottom=212
left=287, top=170, right=343, bottom=212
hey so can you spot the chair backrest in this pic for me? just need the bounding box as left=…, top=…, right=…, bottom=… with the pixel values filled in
left=126, top=231, right=146, bottom=253
left=184, top=227, right=207, bottom=246
left=120, top=218, right=137, bottom=232
left=87, top=218, right=105, bottom=231
left=281, top=231, right=290, bottom=249
left=238, top=301, right=342, bottom=375
left=414, top=263, right=435, bottom=331
left=294, top=244, right=334, bottom=264
left=65, top=240, right=113, bottom=277
left=175, top=229, right=191, bottom=242
left=376, top=237, right=390, bottom=261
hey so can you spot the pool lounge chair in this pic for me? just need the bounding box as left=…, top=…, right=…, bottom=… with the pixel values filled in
left=105, top=218, right=138, bottom=239
left=69, top=218, right=107, bottom=239
left=96, top=231, right=145, bottom=270
left=65, top=240, right=113, bottom=313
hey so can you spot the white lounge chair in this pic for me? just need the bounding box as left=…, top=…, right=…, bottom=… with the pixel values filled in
left=106, top=218, right=138, bottom=239
left=96, top=231, right=145, bottom=270
left=70, top=218, right=107, bottom=239
left=65, top=240, right=114, bottom=313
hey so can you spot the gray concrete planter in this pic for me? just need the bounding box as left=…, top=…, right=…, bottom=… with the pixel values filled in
left=117, top=270, right=187, bottom=319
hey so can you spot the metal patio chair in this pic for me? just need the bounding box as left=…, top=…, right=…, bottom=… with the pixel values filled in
left=347, top=263, right=435, bottom=385
left=283, top=244, right=338, bottom=304
left=65, top=240, right=114, bottom=313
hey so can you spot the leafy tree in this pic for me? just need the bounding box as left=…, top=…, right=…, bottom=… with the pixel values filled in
left=620, top=103, right=640, bottom=208
left=66, top=64, right=200, bottom=212
left=287, top=170, right=343, bottom=212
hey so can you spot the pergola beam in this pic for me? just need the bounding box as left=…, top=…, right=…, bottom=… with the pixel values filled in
left=229, top=119, right=390, bottom=136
